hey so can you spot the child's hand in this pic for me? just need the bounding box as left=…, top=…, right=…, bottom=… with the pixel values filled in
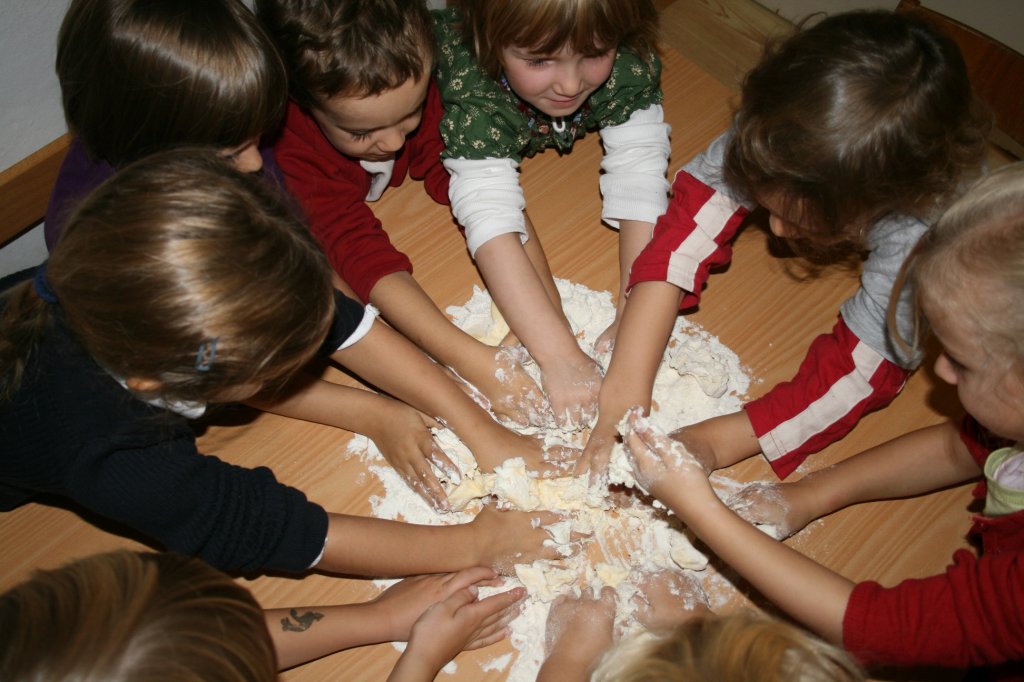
left=537, top=587, right=616, bottom=681
left=476, top=345, right=554, bottom=428
left=620, top=408, right=713, bottom=508
left=538, top=350, right=602, bottom=429
left=726, top=481, right=808, bottom=540
left=471, top=422, right=581, bottom=479
left=367, top=401, right=459, bottom=511
left=594, top=318, right=620, bottom=355
left=388, top=583, right=525, bottom=681
left=632, top=569, right=711, bottom=630
left=372, top=567, right=507, bottom=641
left=578, top=417, right=618, bottom=486
left=469, top=506, right=574, bottom=575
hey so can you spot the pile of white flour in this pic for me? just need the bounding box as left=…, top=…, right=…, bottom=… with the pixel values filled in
left=349, top=280, right=752, bottom=680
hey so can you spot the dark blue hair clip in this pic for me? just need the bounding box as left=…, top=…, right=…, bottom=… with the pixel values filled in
left=195, top=338, right=219, bottom=372
left=32, top=262, right=58, bottom=305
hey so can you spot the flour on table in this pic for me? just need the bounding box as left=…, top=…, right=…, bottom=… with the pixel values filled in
left=350, top=280, right=751, bottom=681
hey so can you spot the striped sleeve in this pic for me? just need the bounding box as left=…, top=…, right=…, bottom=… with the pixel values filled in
left=744, top=316, right=911, bottom=478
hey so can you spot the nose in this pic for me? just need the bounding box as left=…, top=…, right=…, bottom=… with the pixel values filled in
left=934, top=352, right=958, bottom=385
left=376, top=127, right=406, bottom=154
left=231, top=143, right=264, bottom=174
left=553, top=63, right=583, bottom=96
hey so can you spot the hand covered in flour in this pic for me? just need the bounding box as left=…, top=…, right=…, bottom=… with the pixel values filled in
left=469, top=506, right=574, bottom=576
left=726, top=480, right=809, bottom=540
left=371, top=567, right=512, bottom=642
left=578, top=416, right=619, bottom=486
left=387, top=578, right=526, bottom=682
left=473, top=427, right=581, bottom=480
left=366, top=401, right=459, bottom=511
left=536, top=587, right=617, bottom=682
left=620, top=408, right=714, bottom=512
left=632, top=570, right=711, bottom=630
left=474, top=345, right=554, bottom=428
left=537, top=350, right=602, bottom=429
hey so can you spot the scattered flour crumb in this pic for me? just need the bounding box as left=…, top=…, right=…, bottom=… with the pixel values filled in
left=353, top=279, right=752, bottom=681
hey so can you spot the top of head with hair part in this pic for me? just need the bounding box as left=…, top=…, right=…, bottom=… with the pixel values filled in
left=453, top=0, right=659, bottom=80
left=722, top=10, right=990, bottom=246
left=256, top=0, right=437, bottom=110
left=0, top=550, right=276, bottom=682
left=45, top=148, right=335, bottom=405
left=57, top=0, right=288, bottom=166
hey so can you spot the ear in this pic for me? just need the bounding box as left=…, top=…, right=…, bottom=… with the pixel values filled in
left=125, top=377, right=162, bottom=394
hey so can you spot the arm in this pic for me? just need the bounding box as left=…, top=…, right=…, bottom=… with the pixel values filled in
left=536, top=588, right=617, bottom=682
left=595, top=218, right=657, bottom=352
left=267, top=567, right=513, bottom=670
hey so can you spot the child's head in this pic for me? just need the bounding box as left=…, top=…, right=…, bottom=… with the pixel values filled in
left=454, top=0, right=658, bottom=118
left=0, top=550, right=275, bottom=682
left=0, top=149, right=334, bottom=405
left=894, top=163, right=1024, bottom=442
left=257, top=0, right=436, bottom=161
left=57, top=0, right=287, bottom=169
left=723, top=11, right=990, bottom=248
left=591, top=611, right=864, bottom=682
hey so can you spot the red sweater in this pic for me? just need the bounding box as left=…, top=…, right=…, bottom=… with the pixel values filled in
left=843, top=417, right=1024, bottom=678
left=273, top=80, right=450, bottom=303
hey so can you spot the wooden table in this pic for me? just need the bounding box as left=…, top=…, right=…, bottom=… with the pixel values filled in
left=0, top=47, right=971, bottom=682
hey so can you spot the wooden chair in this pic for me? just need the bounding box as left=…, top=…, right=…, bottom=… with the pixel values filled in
left=896, top=0, right=1024, bottom=159
left=0, top=133, right=70, bottom=247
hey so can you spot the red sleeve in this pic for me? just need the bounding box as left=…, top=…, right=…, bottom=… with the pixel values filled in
left=843, top=549, right=1024, bottom=670
left=626, top=169, right=749, bottom=309
left=402, top=78, right=450, bottom=206
left=744, top=316, right=911, bottom=479
left=274, top=102, right=412, bottom=303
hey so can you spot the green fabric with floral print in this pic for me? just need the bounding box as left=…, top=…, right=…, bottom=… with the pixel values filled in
left=432, top=7, right=663, bottom=161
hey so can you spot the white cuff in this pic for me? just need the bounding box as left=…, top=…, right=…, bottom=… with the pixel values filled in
left=599, top=104, right=671, bottom=229
left=444, top=157, right=527, bottom=257
left=336, top=304, right=379, bottom=351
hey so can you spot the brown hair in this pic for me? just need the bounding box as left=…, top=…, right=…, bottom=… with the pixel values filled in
left=454, top=0, right=659, bottom=80
left=723, top=11, right=990, bottom=250
left=889, top=162, right=1024, bottom=364
left=57, top=0, right=288, bottom=166
left=0, top=149, right=334, bottom=404
left=592, top=611, right=864, bottom=682
left=0, top=550, right=276, bottom=682
left=256, top=0, right=436, bottom=108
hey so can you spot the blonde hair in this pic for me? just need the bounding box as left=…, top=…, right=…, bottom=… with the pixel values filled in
left=454, top=0, right=660, bottom=80
left=591, top=612, right=864, bottom=682
left=889, top=162, right=1024, bottom=365
left=0, top=550, right=275, bottom=682
left=0, top=149, right=334, bottom=404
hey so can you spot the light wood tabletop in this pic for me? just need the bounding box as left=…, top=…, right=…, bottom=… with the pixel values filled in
left=0, top=43, right=972, bottom=682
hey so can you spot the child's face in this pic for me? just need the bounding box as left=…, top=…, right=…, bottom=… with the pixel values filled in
left=311, top=75, right=429, bottom=162
left=926, top=298, right=1024, bottom=442
left=221, top=139, right=263, bottom=174
left=500, top=43, right=616, bottom=118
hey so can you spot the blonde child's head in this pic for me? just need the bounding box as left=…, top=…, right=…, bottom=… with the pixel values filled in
left=892, top=163, right=1024, bottom=441
left=454, top=0, right=659, bottom=81
left=0, top=550, right=276, bottom=682
left=723, top=11, right=990, bottom=251
left=591, top=611, right=864, bottom=682
left=57, top=0, right=287, bottom=167
left=0, top=149, right=335, bottom=405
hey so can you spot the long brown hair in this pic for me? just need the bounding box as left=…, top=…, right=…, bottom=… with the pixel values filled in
left=257, top=0, right=437, bottom=107
left=0, top=550, right=276, bottom=681
left=0, top=149, right=334, bottom=404
left=57, top=0, right=288, bottom=166
left=454, top=0, right=660, bottom=80
left=723, top=11, right=990, bottom=250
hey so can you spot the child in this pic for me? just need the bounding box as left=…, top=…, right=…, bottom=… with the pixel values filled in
left=256, top=0, right=551, bottom=430
left=585, top=11, right=991, bottom=481
left=0, top=150, right=565, bottom=578
left=48, top=0, right=573, bottom=509
left=434, top=0, right=671, bottom=427
left=618, top=163, right=1024, bottom=678
left=0, top=550, right=525, bottom=680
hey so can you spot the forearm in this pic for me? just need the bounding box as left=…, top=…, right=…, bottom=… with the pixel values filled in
left=266, top=602, right=395, bottom=670
left=674, top=489, right=853, bottom=642
left=793, top=422, right=980, bottom=520
left=615, top=219, right=656, bottom=305
left=536, top=652, right=595, bottom=682
left=387, top=646, right=443, bottom=682
left=249, top=374, right=397, bottom=433
left=521, top=212, right=564, bottom=312
left=671, top=411, right=761, bottom=473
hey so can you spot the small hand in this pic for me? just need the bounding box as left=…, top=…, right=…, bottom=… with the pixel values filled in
left=484, top=345, right=554, bottom=427
left=578, top=418, right=618, bottom=487
left=471, top=424, right=581, bottom=479
left=368, top=402, right=459, bottom=511
left=470, top=506, right=573, bottom=575
left=726, top=481, right=804, bottom=539
left=538, top=587, right=616, bottom=680
left=392, top=583, right=526, bottom=679
left=538, top=351, right=602, bottom=429
left=620, top=408, right=711, bottom=504
left=372, top=567, right=505, bottom=641
left=593, top=317, right=619, bottom=355
left=632, top=570, right=710, bottom=630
